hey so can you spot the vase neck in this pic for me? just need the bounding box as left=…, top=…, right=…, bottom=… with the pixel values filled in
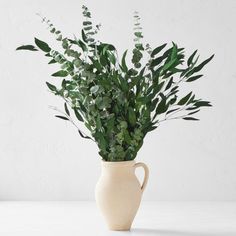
left=101, top=160, right=135, bottom=175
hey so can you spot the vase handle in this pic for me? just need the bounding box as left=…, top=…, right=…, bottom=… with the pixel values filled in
left=134, top=162, right=149, bottom=193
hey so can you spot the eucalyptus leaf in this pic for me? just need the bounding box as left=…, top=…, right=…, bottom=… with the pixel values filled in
left=90, top=85, right=99, bottom=94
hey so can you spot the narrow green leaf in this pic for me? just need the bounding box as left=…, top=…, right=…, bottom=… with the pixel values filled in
left=96, top=117, right=102, bottom=130
left=64, top=103, right=70, bottom=116
left=105, top=43, right=116, bottom=51
left=94, top=132, right=107, bottom=151
left=183, top=55, right=199, bottom=77
left=107, top=52, right=116, bottom=65
left=153, top=81, right=165, bottom=95
left=186, top=106, right=198, bottom=111
left=77, top=39, right=87, bottom=51
left=170, top=43, right=178, bottom=60
left=146, top=125, right=158, bottom=132
left=128, top=107, right=136, bottom=126
left=34, top=38, right=51, bottom=52
left=74, top=109, right=83, bottom=121
left=150, top=98, right=159, bottom=112
left=166, top=77, right=173, bottom=90
left=191, top=54, right=214, bottom=74
left=46, top=82, right=57, bottom=92
left=187, top=50, right=198, bottom=66
left=121, top=50, right=128, bottom=72
left=151, top=43, right=167, bottom=57
left=156, top=97, right=168, bottom=115
left=166, top=108, right=179, bottom=115
left=48, top=59, right=56, bottom=64
left=183, top=117, right=199, bottom=121
left=162, top=58, right=177, bottom=72
left=16, top=45, right=38, bottom=51
left=100, top=54, right=108, bottom=66
left=187, top=94, right=195, bottom=105
left=150, top=55, right=165, bottom=67
left=51, top=70, right=68, bottom=77
left=55, top=115, right=69, bottom=121
left=188, top=109, right=200, bottom=116
left=78, top=130, right=92, bottom=139
left=102, top=44, right=110, bottom=55
left=178, top=92, right=192, bottom=105
left=187, top=74, right=203, bottom=82
left=195, top=101, right=212, bottom=107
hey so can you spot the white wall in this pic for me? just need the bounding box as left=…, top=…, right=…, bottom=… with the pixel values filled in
left=0, top=0, right=235, bottom=201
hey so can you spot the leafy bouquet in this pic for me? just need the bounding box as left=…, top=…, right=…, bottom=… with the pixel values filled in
left=17, top=6, right=213, bottom=161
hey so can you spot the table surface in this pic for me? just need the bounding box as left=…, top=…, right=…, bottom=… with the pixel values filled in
left=0, top=201, right=235, bottom=236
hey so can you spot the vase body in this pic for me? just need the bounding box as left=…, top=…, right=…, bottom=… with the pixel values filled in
left=95, top=160, right=149, bottom=231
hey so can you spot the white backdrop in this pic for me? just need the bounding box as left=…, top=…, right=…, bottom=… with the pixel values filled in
left=0, top=0, right=235, bottom=200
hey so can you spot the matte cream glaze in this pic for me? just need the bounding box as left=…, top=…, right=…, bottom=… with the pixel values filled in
left=95, top=160, right=149, bottom=231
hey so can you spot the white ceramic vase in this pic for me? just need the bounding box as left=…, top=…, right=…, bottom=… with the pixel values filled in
left=95, top=160, right=149, bottom=231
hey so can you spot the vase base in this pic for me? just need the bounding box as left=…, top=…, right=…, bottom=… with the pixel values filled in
left=109, top=227, right=131, bottom=231
left=108, top=224, right=131, bottom=231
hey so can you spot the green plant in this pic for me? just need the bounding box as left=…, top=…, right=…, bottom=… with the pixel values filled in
left=16, top=6, right=213, bottom=162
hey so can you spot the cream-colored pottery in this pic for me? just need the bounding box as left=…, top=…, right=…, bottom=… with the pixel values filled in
left=95, top=160, right=149, bottom=231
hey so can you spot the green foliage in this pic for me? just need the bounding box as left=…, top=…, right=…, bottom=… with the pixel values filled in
left=51, top=70, right=68, bottom=77
left=16, top=6, right=214, bottom=162
left=34, top=38, right=51, bottom=52
left=46, top=82, right=57, bottom=92
left=16, top=45, right=38, bottom=51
